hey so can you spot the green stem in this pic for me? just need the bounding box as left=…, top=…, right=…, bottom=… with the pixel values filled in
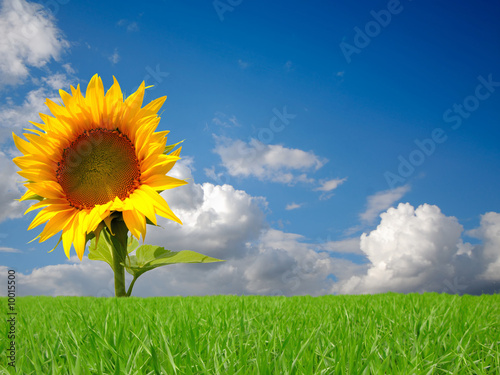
left=126, top=276, right=138, bottom=297
left=113, top=252, right=127, bottom=297
left=109, top=217, right=129, bottom=297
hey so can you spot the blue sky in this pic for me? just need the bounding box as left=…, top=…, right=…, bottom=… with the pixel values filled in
left=0, top=0, right=499, bottom=296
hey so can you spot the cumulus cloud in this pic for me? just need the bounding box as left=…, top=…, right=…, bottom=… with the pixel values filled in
left=2, top=159, right=342, bottom=297
left=145, top=158, right=268, bottom=260
left=334, top=203, right=500, bottom=295
left=4, top=199, right=500, bottom=297
left=468, top=212, right=500, bottom=281
left=213, top=136, right=327, bottom=184
left=0, top=0, right=69, bottom=86
left=2, top=159, right=499, bottom=297
left=2, top=258, right=116, bottom=296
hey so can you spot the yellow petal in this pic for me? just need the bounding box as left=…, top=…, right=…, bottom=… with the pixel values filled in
left=12, top=133, right=37, bottom=155
left=24, top=181, right=64, bottom=200
left=39, top=208, right=77, bottom=242
left=142, top=175, right=188, bottom=191
left=123, top=209, right=146, bottom=241
left=140, top=184, right=182, bottom=225
left=128, top=188, right=157, bottom=225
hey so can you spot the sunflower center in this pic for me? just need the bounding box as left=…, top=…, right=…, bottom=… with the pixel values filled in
left=57, top=128, right=141, bottom=209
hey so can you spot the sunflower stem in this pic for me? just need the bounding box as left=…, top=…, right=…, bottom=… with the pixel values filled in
left=113, top=257, right=127, bottom=297
left=109, top=217, right=129, bottom=297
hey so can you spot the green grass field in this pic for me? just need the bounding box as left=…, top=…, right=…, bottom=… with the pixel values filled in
left=1, top=293, right=499, bottom=374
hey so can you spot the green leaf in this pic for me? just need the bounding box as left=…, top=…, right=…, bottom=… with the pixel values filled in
left=22, top=193, right=45, bottom=202
left=145, top=217, right=162, bottom=227
left=163, top=140, right=184, bottom=155
left=127, top=236, right=140, bottom=254
left=123, top=245, right=224, bottom=278
left=88, top=231, right=114, bottom=269
left=88, top=232, right=140, bottom=270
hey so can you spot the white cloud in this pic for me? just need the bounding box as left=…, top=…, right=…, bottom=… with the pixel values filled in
left=3, top=159, right=340, bottom=297
left=0, top=246, right=21, bottom=252
left=213, top=136, right=327, bottom=184
left=0, top=0, right=69, bottom=86
left=0, top=72, right=76, bottom=143
left=320, top=237, right=363, bottom=255
left=242, top=229, right=336, bottom=296
left=314, top=177, right=347, bottom=199
left=315, top=178, right=347, bottom=192
left=62, top=63, right=74, bottom=74
left=284, top=60, right=293, bottom=72
left=0, top=71, right=76, bottom=221
left=3, top=160, right=499, bottom=297
left=144, top=158, right=267, bottom=260
left=285, top=202, right=302, bottom=210
left=2, top=258, right=116, bottom=296
left=41, top=72, right=71, bottom=90
left=211, top=112, right=241, bottom=128
left=0, top=87, right=47, bottom=142
left=359, top=185, right=410, bottom=224
left=108, top=48, right=120, bottom=65
left=5, top=199, right=500, bottom=296
left=468, top=212, right=500, bottom=281
left=334, top=203, right=500, bottom=295
left=0, top=150, right=27, bottom=222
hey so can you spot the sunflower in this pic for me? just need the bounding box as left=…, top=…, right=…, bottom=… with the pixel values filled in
left=13, top=74, right=187, bottom=260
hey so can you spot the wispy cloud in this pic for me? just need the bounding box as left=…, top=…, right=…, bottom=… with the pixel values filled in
left=238, top=59, right=249, bottom=69
left=212, top=112, right=242, bottom=128
left=0, top=246, right=21, bottom=253
left=284, top=60, right=293, bottom=72
left=314, top=177, right=347, bottom=200
left=117, top=19, right=139, bottom=32
left=108, top=48, right=120, bottom=65
left=285, top=202, right=302, bottom=210
left=359, top=185, right=410, bottom=224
